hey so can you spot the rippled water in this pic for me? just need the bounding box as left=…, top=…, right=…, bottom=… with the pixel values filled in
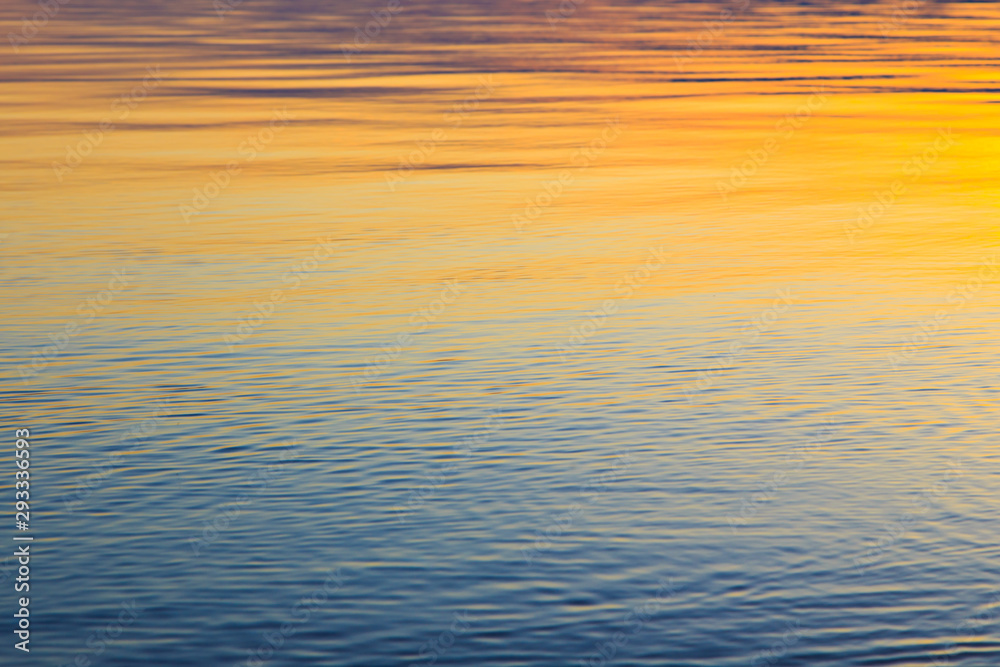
left=2, top=1, right=999, bottom=665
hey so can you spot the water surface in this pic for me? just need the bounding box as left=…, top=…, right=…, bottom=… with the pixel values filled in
left=2, top=1, right=999, bottom=665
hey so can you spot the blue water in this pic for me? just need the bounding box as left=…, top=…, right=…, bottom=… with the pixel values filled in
left=2, top=0, right=999, bottom=665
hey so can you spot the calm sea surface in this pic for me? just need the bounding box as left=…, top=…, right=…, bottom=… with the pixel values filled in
left=2, top=1, right=999, bottom=665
